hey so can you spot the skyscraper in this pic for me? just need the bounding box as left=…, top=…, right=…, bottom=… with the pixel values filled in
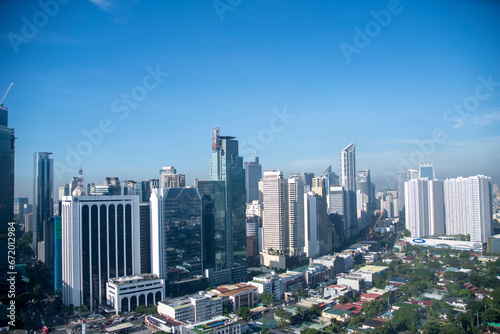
left=419, top=163, right=436, bottom=180
left=404, top=179, right=429, bottom=238
left=151, top=187, right=204, bottom=297
left=198, top=180, right=227, bottom=285
left=340, top=143, right=356, bottom=239
left=404, top=179, right=444, bottom=238
left=61, top=190, right=141, bottom=311
left=444, top=175, right=492, bottom=243
left=207, top=128, right=246, bottom=283
left=304, top=192, right=321, bottom=258
left=244, top=154, right=262, bottom=203
left=311, top=177, right=329, bottom=253
left=160, top=166, right=186, bottom=189
left=0, top=102, right=15, bottom=272
left=287, top=175, right=305, bottom=256
left=261, top=170, right=287, bottom=252
left=33, top=152, right=54, bottom=262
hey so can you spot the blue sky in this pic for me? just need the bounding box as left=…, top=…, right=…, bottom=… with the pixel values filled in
left=1, top=0, right=499, bottom=200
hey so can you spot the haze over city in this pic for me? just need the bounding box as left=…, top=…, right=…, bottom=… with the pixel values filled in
left=1, top=0, right=499, bottom=200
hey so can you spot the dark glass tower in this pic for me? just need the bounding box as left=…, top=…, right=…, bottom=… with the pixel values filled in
left=33, top=152, right=54, bottom=261
left=0, top=104, right=15, bottom=272
left=162, top=187, right=203, bottom=297
left=139, top=202, right=151, bottom=274
left=208, top=128, right=247, bottom=284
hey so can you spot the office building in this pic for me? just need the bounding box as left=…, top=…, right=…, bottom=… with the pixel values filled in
left=122, top=180, right=141, bottom=196
left=261, top=171, right=287, bottom=252
left=198, top=180, right=230, bottom=286
left=61, top=177, right=141, bottom=310
left=151, top=187, right=204, bottom=298
left=207, top=128, right=247, bottom=284
left=311, top=177, right=329, bottom=254
left=419, top=163, right=436, bottom=180
left=340, top=143, right=357, bottom=239
left=54, top=216, right=62, bottom=295
left=140, top=202, right=151, bottom=274
left=157, top=292, right=223, bottom=324
left=160, top=166, right=185, bottom=189
left=244, top=154, right=262, bottom=203
left=141, top=179, right=158, bottom=202
left=0, top=102, right=14, bottom=272
left=14, top=197, right=28, bottom=216
left=106, top=274, right=164, bottom=314
left=33, top=152, right=54, bottom=263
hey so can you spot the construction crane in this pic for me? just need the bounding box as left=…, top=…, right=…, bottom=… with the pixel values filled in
left=367, top=211, right=384, bottom=240
left=0, top=83, right=14, bottom=106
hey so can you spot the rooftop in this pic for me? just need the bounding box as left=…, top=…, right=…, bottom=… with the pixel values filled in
left=211, top=283, right=257, bottom=297
left=357, top=265, right=388, bottom=273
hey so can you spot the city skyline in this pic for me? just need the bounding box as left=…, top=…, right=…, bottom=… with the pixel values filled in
left=1, top=1, right=500, bottom=199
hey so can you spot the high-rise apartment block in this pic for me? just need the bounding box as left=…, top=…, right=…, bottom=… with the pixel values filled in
left=404, top=179, right=444, bottom=238
left=160, top=166, right=186, bottom=189
left=443, top=175, right=492, bottom=243
left=405, top=174, right=492, bottom=243
left=340, top=143, right=357, bottom=239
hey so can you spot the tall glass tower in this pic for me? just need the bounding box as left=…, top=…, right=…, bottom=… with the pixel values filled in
left=207, top=128, right=246, bottom=284
left=0, top=103, right=15, bottom=272
left=33, top=152, right=54, bottom=259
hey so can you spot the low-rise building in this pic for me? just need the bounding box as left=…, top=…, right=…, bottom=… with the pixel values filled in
left=158, top=292, right=223, bottom=323
left=180, top=316, right=241, bottom=334
left=360, top=293, right=382, bottom=303
left=337, top=274, right=365, bottom=292
left=145, top=314, right=185, bottom=334
left=210, top=284, right=258, bottom=311
left=106, top=274, right=164, bottom=314
left=323, top=284, right=352, bottom=299
left=249, top=273, right=284, bottom=303
left=322, top=307, right=352, bottom=322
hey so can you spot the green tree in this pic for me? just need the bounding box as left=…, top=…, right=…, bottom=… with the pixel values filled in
left=260, top=291, right=273, bottom=306
left=300, top=329, right=319, bottom=334
left=422, top=320, right=441, bottom=334
left=275, top=308, right=292, bottom=328
left=374, top=276, right=386, bottom=289
left=439, top=322, right=466, bottom=334
left=391, top=308, right=419, bottom=332
left=308, top=304, right=322, bottom=317
left=338, top=295, right=348, bottom=304
left=481, top=308, right=500, bottom=323
left=235, top=307, right=252, bottom=321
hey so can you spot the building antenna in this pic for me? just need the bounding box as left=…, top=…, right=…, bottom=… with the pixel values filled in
left=0, top=83, right=14, bottom=105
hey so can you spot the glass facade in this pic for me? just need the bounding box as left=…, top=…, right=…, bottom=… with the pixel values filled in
left=198, top=181, right=226, bottom=271
left=208, top=129, right=247, bottom=283
left=140, top=202, right=151, bottom=274
left=33, top=152, right=54, bottom=255
left=244, top=156, right=262, bottom=203
left=54, top=216, right=62, bottom=295
left=162, top=188, right=202, bottom=297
